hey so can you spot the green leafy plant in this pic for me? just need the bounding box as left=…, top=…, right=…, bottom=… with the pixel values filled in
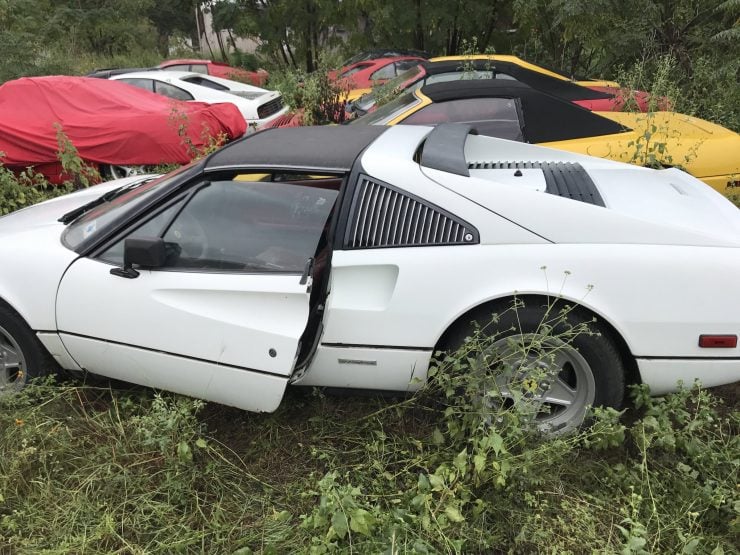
left=268, top=65, right=351, bottom=125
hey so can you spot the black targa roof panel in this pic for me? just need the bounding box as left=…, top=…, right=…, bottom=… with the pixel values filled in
left=420, top=80, right=628, bottom=143
left=205, top=125, right=388, bottom=172
left=422, top=60, right=612, bottom=101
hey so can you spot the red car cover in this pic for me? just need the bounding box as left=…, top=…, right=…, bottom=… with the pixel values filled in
left=0, top=76, right=247, bottom=179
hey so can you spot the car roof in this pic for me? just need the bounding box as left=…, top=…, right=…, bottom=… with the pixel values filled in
left=87, top=67, right=155, bottom=78
left=418, top=80, right=627, bottom=143
left=112, top=70, right=201, bottom=81
left=205, top=125, right=389, bottom=172
left=421, top=59, right=611, bottom=101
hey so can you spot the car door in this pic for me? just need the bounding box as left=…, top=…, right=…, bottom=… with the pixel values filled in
left=56, top=175, right=340, bottom=412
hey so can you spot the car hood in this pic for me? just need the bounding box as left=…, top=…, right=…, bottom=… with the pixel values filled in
left=0, top=177, right=149, bottom=235
left=0, top=176, right=157, bottom=330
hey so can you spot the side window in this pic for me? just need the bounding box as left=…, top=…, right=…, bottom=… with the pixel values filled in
left=394, top=60, right=419, bottom=73
left=190, top=64, right=208, bottom=74
left=154, top=81, right=194, bottom=101
left=182, top=76, right=228, bottom=90
left=163, top=64, right=190, bottom=72
left=370, top=63, right=396, bottom=81
left=340, top=63, right=372, bottom=78
left=118, top=78, right=155, bottom=92
left=98, top=200, right=186, bottom=265
left=145, top=179, right=338, bottom=273
left=401, top=98, right=524, bottom=141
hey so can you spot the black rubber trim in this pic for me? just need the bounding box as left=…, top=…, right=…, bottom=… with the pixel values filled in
left=322, top=342, right=433, bottom=351
left=420, top=123, right=477, bottom=177
left=58, top=331, right=288, bottom=378
left=468, top=161, right=605, bottom=207
left=637, top=355, right=740, bottom=361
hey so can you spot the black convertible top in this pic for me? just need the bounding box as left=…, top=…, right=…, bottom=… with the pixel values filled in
left=421, top=59, right=612, bottom=101
left=420, top=80, right=628, bottom=143
left=205, top=125, right=388, bottom=172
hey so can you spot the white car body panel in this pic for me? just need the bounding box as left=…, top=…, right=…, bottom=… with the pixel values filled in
left=295, top=345, right=431, bottom=391
left=58, top=334, right=287, bottom=412
left=56, top=259, right=309, bottom=374
left=110, top=70, right=288, bottom=126
left=321, top=244, right=740, bottom=359
left=0, top=177, right=146, bottom=329
left=637, top=359, right=740, bottom=395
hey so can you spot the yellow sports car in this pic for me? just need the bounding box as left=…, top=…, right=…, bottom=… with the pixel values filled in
left=350, top=80, right=740, bottom=194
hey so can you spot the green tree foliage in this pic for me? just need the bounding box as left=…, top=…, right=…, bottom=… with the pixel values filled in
left=0, top=0, right=737, bottom=130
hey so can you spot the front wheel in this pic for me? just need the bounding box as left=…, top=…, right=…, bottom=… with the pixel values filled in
left=0, top=304, right=56, bottom=395
left=444, top=300, right=626, bottom=435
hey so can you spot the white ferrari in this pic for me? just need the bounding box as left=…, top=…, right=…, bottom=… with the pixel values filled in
left=110, top=70, right=288, bottom=127
left=1, top=124, right=738, bottom=432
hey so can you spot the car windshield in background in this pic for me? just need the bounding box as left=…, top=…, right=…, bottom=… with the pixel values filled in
left=62, top=164, right=195, bottom=250
left=350, top=91, right=422, bottom=125
left=356, top=66, right=424, bottom=110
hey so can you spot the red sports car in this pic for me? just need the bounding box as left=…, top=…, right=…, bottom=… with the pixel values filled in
left=330, top=56, right=426, bottom=90
left=0, top=76, right=247, bottom=182
left=158, top=59, right=269, bottom=87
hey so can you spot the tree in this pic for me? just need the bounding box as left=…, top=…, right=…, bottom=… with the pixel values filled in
left=147, top=0, right=198, bottom=58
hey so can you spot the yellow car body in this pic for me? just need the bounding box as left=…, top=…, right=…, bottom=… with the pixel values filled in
left=381, top=89, right=740, bottom=194
left=431, top=55, right=621, bottom=88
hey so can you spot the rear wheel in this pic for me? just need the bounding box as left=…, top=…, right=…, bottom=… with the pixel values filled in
left=444, top=300, right=625, bottom=434
left=0, top=305, right=56, bottom=395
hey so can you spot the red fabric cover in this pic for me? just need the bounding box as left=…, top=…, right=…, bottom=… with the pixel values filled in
left=0, top=76, right=247, bottom=172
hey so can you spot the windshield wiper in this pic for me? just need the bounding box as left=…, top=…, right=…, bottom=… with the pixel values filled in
left=58, top=182, right=141, bottom=224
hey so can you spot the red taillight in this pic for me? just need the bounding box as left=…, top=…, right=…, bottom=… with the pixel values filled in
left=698, top=335, right=738, bottom=348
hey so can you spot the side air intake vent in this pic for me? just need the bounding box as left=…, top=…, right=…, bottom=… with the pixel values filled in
left=345, top=176, right=479, bottom=249
left=468, top=161, right=605, bottom=207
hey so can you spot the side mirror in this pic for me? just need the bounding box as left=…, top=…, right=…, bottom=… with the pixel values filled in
left=110, top=236, right=166, bottom=279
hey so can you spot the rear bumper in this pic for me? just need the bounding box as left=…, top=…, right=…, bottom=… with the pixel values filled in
left=637, top=358, right=740, bottom=395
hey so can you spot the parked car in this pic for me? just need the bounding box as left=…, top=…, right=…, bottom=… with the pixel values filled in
left=110, top=70, right=288, bottom=127
left=330, top=56, right=427, bottom=99
left=1, top=124, right=738, bottom=433
left=0, top=76, right=246, bottom=182
left=340, top=49, right=430, bottom=67
left=158, top=59, right=268, bottom=86
left=351, top=80, right=740, bottom=193
left=349, top=57, right=658, bottom=115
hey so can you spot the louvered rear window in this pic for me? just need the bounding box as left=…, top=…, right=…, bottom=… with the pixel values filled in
left=344, top=176, right=478, bottom=249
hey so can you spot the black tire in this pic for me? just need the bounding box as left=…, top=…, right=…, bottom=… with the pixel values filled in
left=0, top=303, right=57, bottom=394
left=443, top=298, right=625, bottom=434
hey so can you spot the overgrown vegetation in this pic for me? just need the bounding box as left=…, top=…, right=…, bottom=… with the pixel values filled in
left=0, top=368, right=736, bottom=552
left=2, top=1, right=738, bottom=131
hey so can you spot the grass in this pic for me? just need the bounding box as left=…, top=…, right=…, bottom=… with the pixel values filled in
left=0, top=370, right=737, bottom=554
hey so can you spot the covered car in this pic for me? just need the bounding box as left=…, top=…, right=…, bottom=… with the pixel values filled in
left=0, top=76, right=247, bottom=182
left=0, top=124, right=739, bottom=434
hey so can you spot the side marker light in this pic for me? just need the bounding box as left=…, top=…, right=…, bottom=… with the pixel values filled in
left=698, top=335, right=737, bottom=348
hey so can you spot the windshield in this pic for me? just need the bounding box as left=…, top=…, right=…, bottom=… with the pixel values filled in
left=62, top=164, right=195, bottom=250
left=350, top=91, right=421, bottom=125
left=356, top=66, right=425, bottom=111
